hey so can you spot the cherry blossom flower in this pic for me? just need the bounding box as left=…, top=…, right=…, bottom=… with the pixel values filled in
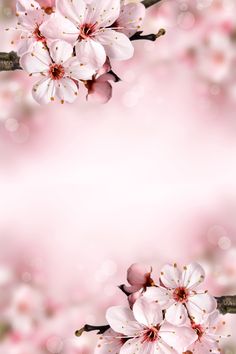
left=106, top=296, right=197, bottom=353
left=187, top=311, right=223, bottom=354
left=20, top=40, right=96, bottom=104
left=115, top=1, right=146, bottom=38
left=15, top=0, right=48, bottom=55
left=40, top=0, right=135, bottom=68
left=144, top=262, right=217, bottom=326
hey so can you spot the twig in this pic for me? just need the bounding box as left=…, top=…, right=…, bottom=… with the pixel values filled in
left=216, top=296, right=236, bottom=315
left=142, top=0, right=162, bottom=8
left=130, top=29, right=166, bottom=42
left=0, top=52, right=21, bottom=71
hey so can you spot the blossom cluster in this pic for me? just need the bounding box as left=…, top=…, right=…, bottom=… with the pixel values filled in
left=92, top=262, right=228, bottom=354
left=13, top=0, right=146, bottom=104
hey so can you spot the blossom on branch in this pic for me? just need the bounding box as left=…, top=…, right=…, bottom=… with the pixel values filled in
left=10, top=0, right=165, bottom=104
left=77, top=261, right=230, bottom=354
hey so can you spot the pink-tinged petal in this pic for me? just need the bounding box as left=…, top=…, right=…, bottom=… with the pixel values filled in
left=49, top=40, right=73, bottom=64
left=160, top=264, right=182, bottom=289
left=144, top=287, right=172, bottom=309
left=17, top=36, right=34, bottom=56
left=86, top=0, right=120, bottom=28
left=188, top=335, right=220, bottom=354
left=87, top=80, right=113, bottom=104
left=56, top=0, right=86, bottom=25
left=37, top=0, right=55, bottom=8
left=128, top=291, right=142, bottom=308
left=117, top=3, right=146, bottom=38
left=119, top=337, right=151, bottom=354
left=206, top=310, right=220, bottom=329
left=126, top=263, right=152, bottom=287
left=106, top=306, right=142, bottom=336
left=95, top=329, right=123, bottom=354
left=160, top=322, right=197, bottom=352
left=17, top=8, right=45, bottom=30
left=40, top=13, right=78, bottom=43
left=32, top=77, right=55, bottom=104
left=55, top=78, right=79, bottom=103
left=181, top=262, right=205, bottom=290
left=165, top=302, right=188, bottom=326
left=96, top=29, right=134, bottom=61
left=156, top=340, right=178, bottom=354
left=133, top=297, right=163, bottom=327
left=75, top=39, right=106, bottom=68
left=65, top=57, right=95, bottom=81
left=187, top=293, right=217, bottom=323
left=20, top=42, right=50, bottom=74
left=16, top=0, right=41, bottom=12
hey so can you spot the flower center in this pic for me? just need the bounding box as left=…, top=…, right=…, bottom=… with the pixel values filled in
left=192, top=323, right=204, bottom=339
left=43, top=6, right=54, bottom=15
left=33, top=25, right=46, bottom=42
left=142, top=326, right=160, bottom=343
left=173, top=287, right=189, bottom=303
left=49, top=64, right=65, bottom=80
left=79, top=23, right=97, bottom=40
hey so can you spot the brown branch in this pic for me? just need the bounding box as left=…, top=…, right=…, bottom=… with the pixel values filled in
left=0, top=52, right=21, bottom=71
left=216, top=296, right=236, bottom=315
left=142, top=0, right=162, bottom=8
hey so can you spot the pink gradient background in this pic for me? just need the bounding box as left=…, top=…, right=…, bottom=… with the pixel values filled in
left=0, top=0, right=236, bottom=353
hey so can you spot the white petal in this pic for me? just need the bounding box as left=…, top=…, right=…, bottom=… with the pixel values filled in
left=56, top=0, right=86, bottom=25
left=181, top=262, right=205, bottom=290
left=106, top=306, right=142, bottom=336
left=49, top=40, right=73, bottom=64
left=17, top=7, right=45, bottom=30
left=160, top=264, right=182, bottom=289
left=86, top=0, right=120, bottom=28
left=95, top=329, right=123, bottom=354
left=156, top=340, right=178, bottom=354
left=75, top=39, right=106, bottom=68
left=20, top=42, right=51, bottom=74
left=133, top=296, right=163, bottom=327
left=144, top=287, right=172, bottom=309
left=32, top=77, right=55, bottom=104
left=120, top=338, right=155, bottom=354
left=55, top=78, right=79, bottom=103
left=117, top=3, right=146, bottom=38
left=95, top=29, right=134, bottom=61
left=165, top=302, right=188, bottom=326
left=187, top=292, right=217, bottom=323
left=40, top=13, right=78, bottom=43
left=160, top=322, right=197, bottom=352
left=65, top=57, right=95, bottom=81
left=16, top=0, right=41, bottom=12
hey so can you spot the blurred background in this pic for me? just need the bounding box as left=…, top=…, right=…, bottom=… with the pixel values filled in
left=0, top=0, right=236, bottom=352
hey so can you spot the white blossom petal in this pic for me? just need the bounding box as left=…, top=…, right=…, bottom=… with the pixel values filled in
left=144, top=286, right=172, bottom=309
left=181, top=262, right=205, bottom=290
left=85, top=0, right=120, bottom=28
left=75, top=39, right=106, bottom=68
left=20, top=42, right=51, bottom=74
left=56, top=0, right=86, bottom=25
left=165, top=302, right=188, bottom=326
left=55, top=78, right=79, bottom=103
left=65, top=57, right=95, bottom=81
left=117, top=2, right=146, bottom=38
left=160, top=264, right=182, bottom=289
left=95, top=29, right=134, bottom=61
left=49, top=40, right=73, bottom=64
left=133, top=297, right=163, bottom=327
left=32, top=77, right=55, bottom=104
left=40, top=13, right=78, bottom=43
left=106, top=306, right=142, bottom=336
left=187, top=292, right=217, bottom=323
